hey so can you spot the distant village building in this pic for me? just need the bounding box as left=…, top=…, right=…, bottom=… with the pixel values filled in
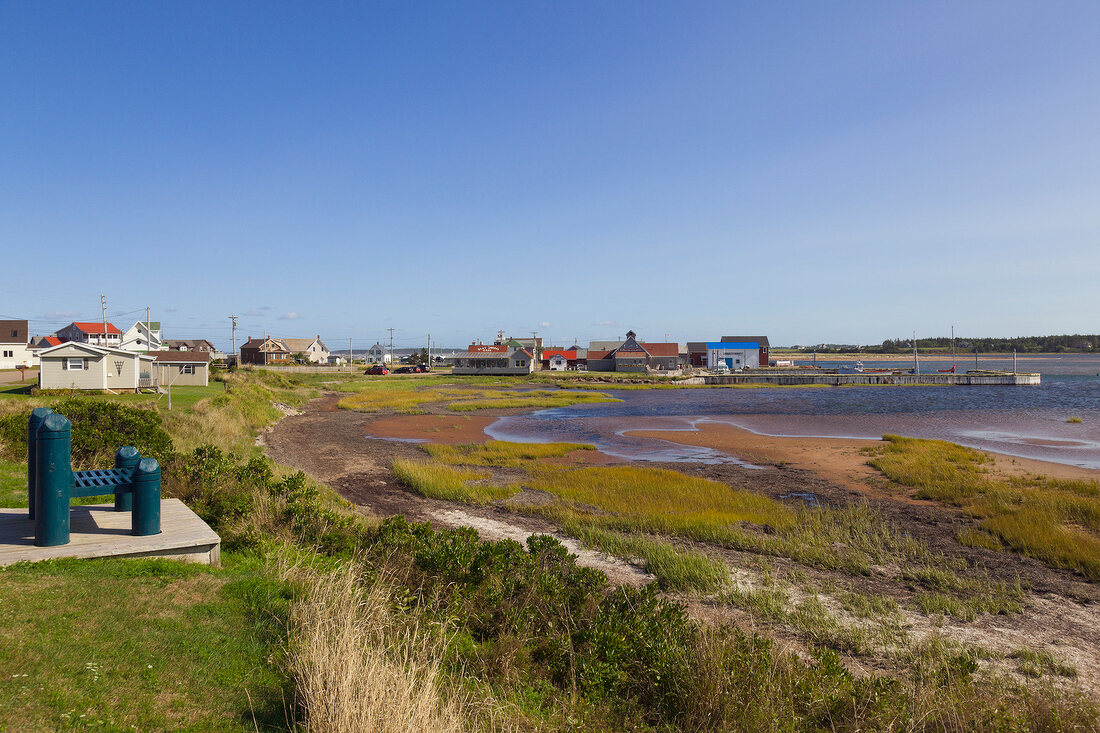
left=0, top=320, right=33, bottom=369
left=120, top=321, right=164, bottom=353
left=149, top=351, right=210, bottom=387
left=586, top=331, right=680, bottom=373
left=364, top=342, right=391, bottom=365
left=282, top=335, right=330, bottom=364
left=240, top=336, right=290, bottom=365
left=722, top=336, right=770, bottom=367
left=707, top=342, right=760, bottom=370
left=53, top=321, right=123, bottom=348
left=452, top=343, right=535, bottom=376
left=165, top=339, right=216, bottom=353
left=542, top=348, right=584, bottom=371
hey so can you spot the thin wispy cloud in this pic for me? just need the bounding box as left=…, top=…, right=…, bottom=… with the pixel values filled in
left=279, top=311, right=301, bottom=321
left=539, top=321, right=551, bottom=328
left=39, top=310, right=78, bottom=319
left=243, top=309, right=265, bottom=317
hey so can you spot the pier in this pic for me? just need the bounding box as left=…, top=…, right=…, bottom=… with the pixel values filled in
left=698, top=369, right=1040, bottom=386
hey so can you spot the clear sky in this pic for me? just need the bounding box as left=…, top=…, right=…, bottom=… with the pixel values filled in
left=3, top=2, right=1098, bottom=350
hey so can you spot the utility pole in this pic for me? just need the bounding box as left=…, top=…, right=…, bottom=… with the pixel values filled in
left=387, top=327, right=395, bottom=365
left=146, top=306, right=152, bottom=353
left=913, top=331, right=919, bottom=376
left=100, top=295, right=107, bottom=347
left=228, top=315, right=238, bottom=365
left=349, top=338, right=353, bottom=371
left=427, top=333, right=431, bottom=365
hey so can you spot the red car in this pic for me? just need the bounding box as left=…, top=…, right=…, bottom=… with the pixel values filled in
left=364, top=364, right=389, bottom=375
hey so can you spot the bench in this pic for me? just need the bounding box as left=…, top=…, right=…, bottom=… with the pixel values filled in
left=26, top=407, right=162, bottom=547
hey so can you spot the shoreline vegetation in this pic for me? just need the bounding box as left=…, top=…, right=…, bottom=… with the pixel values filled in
left=0, top=368, right=1098, bottom=731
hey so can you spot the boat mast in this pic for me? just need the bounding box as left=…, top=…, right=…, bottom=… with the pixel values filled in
left=951, top=325, right=956, bottom=371
left=913, top=331, right=919, bottom=375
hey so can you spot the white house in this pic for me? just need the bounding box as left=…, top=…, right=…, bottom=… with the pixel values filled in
left=38, top=342, right=156, bottom=392
left=120, top=321, right=164, bottom=353
left=282, top=335, right=331, bottom=364
left=706, top=341, right=760, bottom=371
left=0, top=320, right=33, bottom=369
left=364, top=342, right=391, bottom=365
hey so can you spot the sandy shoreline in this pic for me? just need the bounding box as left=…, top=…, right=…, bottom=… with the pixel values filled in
left=363, top=408, right=1097, bottom=485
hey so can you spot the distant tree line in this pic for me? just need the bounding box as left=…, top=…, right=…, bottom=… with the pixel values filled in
left=790, top=335, right=1098, bottom=354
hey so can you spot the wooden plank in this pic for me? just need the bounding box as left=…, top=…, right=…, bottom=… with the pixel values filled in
left=0, top=499, right=221, bottom=566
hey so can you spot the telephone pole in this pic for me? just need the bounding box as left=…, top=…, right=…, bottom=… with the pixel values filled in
left=146, top=306, right=152, bottom=353
left=100, top=295, right=107, bottom=347
left=349, top=338, right=353, bottom=371
left=387, top=327, right=395, bottom=364
left=228, top=315, right=238, bottom=365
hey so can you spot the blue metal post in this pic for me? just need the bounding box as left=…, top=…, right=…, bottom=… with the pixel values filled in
left=131, top=458, right=161, bottom=536
left=113, top=446, right=140, bottom=512
left=34, top=413, right=72, bottom=547
left=26, top=407, right=53, bottom=520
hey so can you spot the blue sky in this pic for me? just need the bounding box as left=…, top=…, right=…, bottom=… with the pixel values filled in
left=2, top=2, right=1098, bottom=350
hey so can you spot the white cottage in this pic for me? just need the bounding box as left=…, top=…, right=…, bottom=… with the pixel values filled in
left=120, top=321, right=164, bottom=353
left=38, top=343, right=156, bottom=392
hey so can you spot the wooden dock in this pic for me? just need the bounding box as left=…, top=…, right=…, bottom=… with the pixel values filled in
left=0, top=499, right=221, bottom=567
left=699, top=370, right=1041, bottom=386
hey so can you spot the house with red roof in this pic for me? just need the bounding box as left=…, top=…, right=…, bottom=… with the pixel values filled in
left=53, top=321, right=123, bottom=348
left=541, top=348, right=585, bottom=371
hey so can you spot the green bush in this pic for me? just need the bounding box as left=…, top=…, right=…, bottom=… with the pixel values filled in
left=0, top=398, right=174, bottom=466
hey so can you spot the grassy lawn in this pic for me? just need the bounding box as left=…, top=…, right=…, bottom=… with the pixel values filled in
left=337, top=379, right=621, bottom=413
left=0, top=555, right=290, bottom=732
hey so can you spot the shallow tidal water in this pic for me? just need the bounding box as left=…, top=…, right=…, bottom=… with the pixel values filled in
left=486, top=355, right=1100, bottom=469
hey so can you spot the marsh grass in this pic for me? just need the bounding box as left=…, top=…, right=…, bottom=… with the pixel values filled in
left=523, top=464, right=795, bottom=535
left=866, top=434, right=1100, bottom=579
left=565, top=523, right=729, bottom=592
left=425, top=440, right=595, bottom=467
left=337, top=381, right=620, bottom=414
left=1009, top=648, right=1078, bottom=679
left=392, top=459, right=516, bottom=504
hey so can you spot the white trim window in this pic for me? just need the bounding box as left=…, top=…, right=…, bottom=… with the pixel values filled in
left=66, top=358, right=85, bottom=370
left=178, top=364, right=195, bottom=375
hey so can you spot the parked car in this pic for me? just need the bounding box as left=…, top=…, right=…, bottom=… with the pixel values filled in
left=364, top=364, right=389, bottom=375
left=393, top=366, right=417, bottom=374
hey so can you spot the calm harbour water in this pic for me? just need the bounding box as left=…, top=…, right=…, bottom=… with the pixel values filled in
left=486, top=355, right=1100, bottom=469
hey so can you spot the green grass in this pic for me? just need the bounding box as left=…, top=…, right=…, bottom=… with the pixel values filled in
left=0, top=555, right=290, bottom=731
left=391, top=458, right=517, bottom=504
left=424, top=440, right=595, bottom=467
left=446, top=389, right=620, bottom=411
left=565, top=523, right=729, bottom=592
left=337, top=380, right=620, bottom=414
left=866, top=434, right=1100, bottom=579
left=1067, top=416, right=1083, bottom=423
left=523, top=464, right=795, bottom=535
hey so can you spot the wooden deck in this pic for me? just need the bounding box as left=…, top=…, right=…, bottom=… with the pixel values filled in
left=0, top=499, right=221, bottom=567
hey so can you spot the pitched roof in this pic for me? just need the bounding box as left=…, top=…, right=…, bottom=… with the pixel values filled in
left=0, top=320, right=29, bottom=343
left=587, top=350, right=613, bottom=360
left=282, top=338, right=320, bottom=352
left=71, top=321, right=122, bottom=335
left=639, top=342, right=680, bottom=357
left=722, top=335, right=770, bottom=347
left=542, top=349, right=578, bottom=360
left=39, top=342, right=153, bottom=359
left=148, top=351, right=211, bottom=363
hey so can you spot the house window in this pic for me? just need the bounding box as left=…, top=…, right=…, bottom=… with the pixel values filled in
left=178, top=364, right=195, bottom=374
left=2, top=350, right=11, bottom=358
left=10, top=330, right=16, bottom=338
left=67, top=358, right=85, bottom=370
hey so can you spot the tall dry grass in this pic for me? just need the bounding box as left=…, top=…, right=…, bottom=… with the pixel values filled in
left=280, top=558, right=467, bottom=733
